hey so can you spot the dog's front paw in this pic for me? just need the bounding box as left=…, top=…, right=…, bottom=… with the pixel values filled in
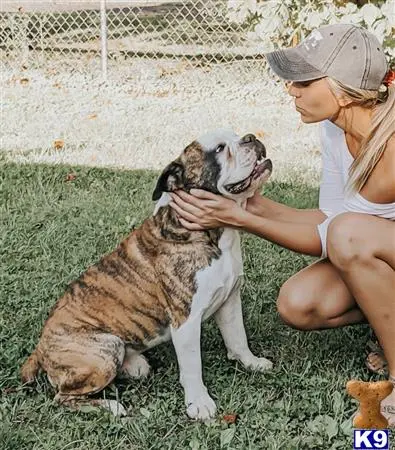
left=240, top=355, right=273, bottom=372
left=186, top=392, right=217, bottom=420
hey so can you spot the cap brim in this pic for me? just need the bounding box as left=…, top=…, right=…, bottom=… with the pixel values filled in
left=265, top=47, right=325, bottom=82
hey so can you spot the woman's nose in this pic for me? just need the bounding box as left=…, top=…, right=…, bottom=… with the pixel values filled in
left=287, top=82, right=300, bottom=98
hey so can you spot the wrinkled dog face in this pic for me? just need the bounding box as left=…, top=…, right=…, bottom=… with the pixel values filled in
left=152, top=129, right=272, bottom=201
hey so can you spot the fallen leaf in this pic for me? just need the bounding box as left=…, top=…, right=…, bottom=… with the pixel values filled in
left=65, top=173, right=76, bottom=182
left=53, top=139, right=64, bottom=150
left=255, top=130, right=265, bottom=138
left=223, top=413, right=238, bottom=424
left=220, top=428, right=235, bottom=447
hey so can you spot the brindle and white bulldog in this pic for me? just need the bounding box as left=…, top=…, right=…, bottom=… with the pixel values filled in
left=21, top=129, right=273, bottom=420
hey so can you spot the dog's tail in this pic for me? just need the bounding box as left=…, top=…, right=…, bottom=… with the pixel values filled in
left=21, top=349, right=40, bottom=384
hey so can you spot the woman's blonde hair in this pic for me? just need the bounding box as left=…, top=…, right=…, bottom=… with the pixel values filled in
left=327, top=77, right=395, bottom=193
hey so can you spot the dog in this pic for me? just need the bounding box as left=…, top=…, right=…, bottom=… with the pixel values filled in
left=21, top=129, right=273, bottom=420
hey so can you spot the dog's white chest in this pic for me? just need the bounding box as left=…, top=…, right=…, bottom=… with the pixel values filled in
left=192, top=229, right=243, bottom=320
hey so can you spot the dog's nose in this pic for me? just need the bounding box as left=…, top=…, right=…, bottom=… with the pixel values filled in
left=241, top=134, right=256, bottom=144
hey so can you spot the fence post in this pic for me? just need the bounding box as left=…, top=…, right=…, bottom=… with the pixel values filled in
left=100, top=0, right=108, bottom=80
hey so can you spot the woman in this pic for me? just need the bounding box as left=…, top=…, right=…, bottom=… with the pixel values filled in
left=169, top=24, right=395, bottom=423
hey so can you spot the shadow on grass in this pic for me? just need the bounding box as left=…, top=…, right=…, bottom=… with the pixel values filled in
left=0, top=162, right=377, bottom=450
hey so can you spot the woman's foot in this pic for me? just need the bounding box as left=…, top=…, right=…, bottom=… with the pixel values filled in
left=366, top=339, right=388, bottom=376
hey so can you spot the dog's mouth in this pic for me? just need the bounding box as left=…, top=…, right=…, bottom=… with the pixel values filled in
left=225, top=157, right=272, bottom=194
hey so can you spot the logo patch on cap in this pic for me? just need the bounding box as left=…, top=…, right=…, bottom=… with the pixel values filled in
left=303, top=29, right=323, bottom=51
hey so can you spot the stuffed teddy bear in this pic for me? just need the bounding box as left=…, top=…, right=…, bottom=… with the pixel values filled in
left=346, top=380, right=393, bottom=429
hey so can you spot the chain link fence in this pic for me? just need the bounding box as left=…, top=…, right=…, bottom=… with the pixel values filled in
left=1, top=2, right=320, bottom=182
left=0, top=1, right=267, bottom=76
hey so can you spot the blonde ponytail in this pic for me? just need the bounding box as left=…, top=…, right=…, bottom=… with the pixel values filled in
left=327, top=78, right=395, bottom=193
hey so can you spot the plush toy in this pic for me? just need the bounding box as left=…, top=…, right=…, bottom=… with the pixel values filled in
left=346, top=380, right=393, bottom=429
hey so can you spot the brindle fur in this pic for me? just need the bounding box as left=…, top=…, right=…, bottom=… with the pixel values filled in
left=21, top=141, right=223, bottom=406
left=21, top=133, right=273, bottom=417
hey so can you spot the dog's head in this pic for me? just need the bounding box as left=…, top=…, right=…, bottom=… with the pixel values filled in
left=152, top=129, right=272, bottom=202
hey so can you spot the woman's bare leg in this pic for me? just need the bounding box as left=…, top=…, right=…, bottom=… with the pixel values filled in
left=327, top=213, right=395, bottom=425
left=277, top=258, right=365, bottom=331
left=277, top=257, right=387, bottom=372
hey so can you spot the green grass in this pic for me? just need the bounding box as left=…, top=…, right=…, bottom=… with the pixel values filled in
left=0, top=161, right=391, bottom=450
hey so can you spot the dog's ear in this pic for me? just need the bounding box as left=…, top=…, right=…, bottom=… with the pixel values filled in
left=152, top=160, right=185, bottom=201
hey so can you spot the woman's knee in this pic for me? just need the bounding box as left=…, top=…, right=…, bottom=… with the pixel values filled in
left=327, top=213, right=372, bottom=270
left=276, top=281, right=320, bottom=331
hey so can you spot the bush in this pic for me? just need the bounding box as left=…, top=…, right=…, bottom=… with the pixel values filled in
left=227, top=0, right=394, bottom=66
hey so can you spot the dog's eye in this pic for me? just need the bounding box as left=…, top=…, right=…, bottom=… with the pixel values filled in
left=215, top=144, right=226, bottom=153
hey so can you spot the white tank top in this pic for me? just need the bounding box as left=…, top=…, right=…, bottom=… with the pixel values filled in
left=317, top=120, right=395, bottom=258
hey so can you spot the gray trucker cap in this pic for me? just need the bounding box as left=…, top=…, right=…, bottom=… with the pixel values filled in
left=265, top=24, right=388, bottom=90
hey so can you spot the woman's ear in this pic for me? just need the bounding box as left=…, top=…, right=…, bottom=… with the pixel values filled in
left=337, top=94, right=353, bottom=107
left=152, top=160, right=185, bottom=201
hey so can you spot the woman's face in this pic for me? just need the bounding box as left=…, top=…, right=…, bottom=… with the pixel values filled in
left=287, top=77, right=341, bottom=123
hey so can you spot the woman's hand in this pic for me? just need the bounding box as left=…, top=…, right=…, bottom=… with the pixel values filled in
left=169, top=189, right=247, bottom=231
left=245, top=191, right=265, bottom=216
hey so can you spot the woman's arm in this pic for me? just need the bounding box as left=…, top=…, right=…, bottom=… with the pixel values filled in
left=239, top=209, right=323, bottom=256
left=169, top=189, right=326, bottom=256
left=246, top=192, right=327, bottom=225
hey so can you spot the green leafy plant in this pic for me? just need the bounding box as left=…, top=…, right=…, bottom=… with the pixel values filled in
left=227, top=0, right=394, bottom=64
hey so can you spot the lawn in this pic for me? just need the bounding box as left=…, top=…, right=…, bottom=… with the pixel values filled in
left=0, top=161, right=390, bottom=449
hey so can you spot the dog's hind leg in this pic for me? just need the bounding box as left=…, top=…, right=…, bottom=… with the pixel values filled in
left=44, top=332, right=127, bottom=416
left=117, top=346, right=150, bottom=380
